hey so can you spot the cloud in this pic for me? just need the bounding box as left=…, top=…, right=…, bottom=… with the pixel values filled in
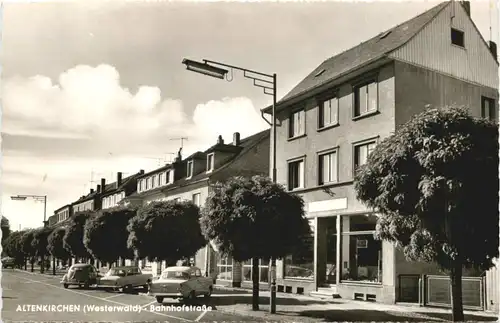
left=2, top=64, right=189, bottom=140
left=1, top=64, right=268, bottom=229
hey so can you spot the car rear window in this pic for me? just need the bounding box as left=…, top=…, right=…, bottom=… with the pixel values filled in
left=161, top=271, right=190, bottom=279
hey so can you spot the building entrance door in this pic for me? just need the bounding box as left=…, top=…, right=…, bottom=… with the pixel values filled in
left=325, top=217, right=337, bottom=285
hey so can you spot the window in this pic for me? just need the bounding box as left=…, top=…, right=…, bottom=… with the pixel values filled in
left=187, top=161, right=194, bottom=178
left=288, top=159, right=305, bottom=190
left=158, top=173, right=164, bottom=186
left=451, top=28, right=465, bottom=47
left=138, top=179, right=144, bottom=192
left=153, top=175, right=159, bottom=188
left=216, top=256, right=233, bottom=281
left=242, top=259, right=269, bottom=283
left=354, top=141, right=377, bottom=169
left=354, top=80, right=378, bottom=117
left=341, top=214, right=382, bottom=283
left=481, top=96, right=495, bottom=121
left=146, top=177, right=152, bottom=190
left=192, top=193, right=201, bottom=206
left=318, top=150, right=338, bottom=185
left=206, top=153, right=215, bottom=172
left=284, top=219, right=314, bottom=279
left=168, top=170, right=174, bottom=184
left=289, top=109, right=306, bottom=138
left=319, top=97, right=339, bottom=128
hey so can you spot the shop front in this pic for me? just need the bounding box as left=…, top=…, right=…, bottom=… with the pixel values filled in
left=275, top=200, right=398, bottom=303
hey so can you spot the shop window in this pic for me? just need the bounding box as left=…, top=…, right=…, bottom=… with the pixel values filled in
left=216, top=256, right=233, bottom=281
left=242, top=259, right=269, bottom=283
left=341, top=214, right=382, bottom=283
left=284, top=220, right=314, bottom=279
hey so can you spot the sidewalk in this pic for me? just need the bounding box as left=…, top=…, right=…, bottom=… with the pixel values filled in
left=212, top=286, right=499, bottom=322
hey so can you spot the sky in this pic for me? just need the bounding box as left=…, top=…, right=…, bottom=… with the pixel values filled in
left=0, top=0, right=498, bottom=231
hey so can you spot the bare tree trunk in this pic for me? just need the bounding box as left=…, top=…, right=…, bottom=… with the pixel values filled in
left=252, top=257, right=259, bottom=311
left=450, top=261, right=465, bottom=322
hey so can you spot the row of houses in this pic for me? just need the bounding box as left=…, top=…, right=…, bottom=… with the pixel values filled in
left=49, top=0, right=498, bottom=312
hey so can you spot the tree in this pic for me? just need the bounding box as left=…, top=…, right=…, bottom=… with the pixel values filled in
left=31, top=227, right=54, bottom=273
left=354, top=107, right=498, bottom=322
left=3, top=230, right=25, bottom=267
left=84, top=206, right=136, bottom=267
left=200, top=175, right=310, bottom=310
left=127, top=200, right=206, bottom=270
left=1, top=216, right=11, bottom=246
left=63, top=211, right=93, bottom=262
left=20, top=229, right=37, bottom=272
left=47, top=227, right=71, bottom=264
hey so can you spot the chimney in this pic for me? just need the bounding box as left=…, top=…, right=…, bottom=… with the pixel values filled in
left=233, top=132, right=241, bottom=146
left=139, top=169, right=145, bottom=174
left=217, top=135, right=224, bottom=145
left=460, top=1, right=470, bottom=17
left=117, top=172, right=123, bottom=186
left=489, top=41, right=497, bottom=61
left=101, top=178, right=106, bottom=192
left=90, top=188, right=94, bottom=194
left=96, top=185, right=101, bottom=193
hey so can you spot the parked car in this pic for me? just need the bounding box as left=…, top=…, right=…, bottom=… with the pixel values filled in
left=148, top=266, right=214, bottom=304
left=99, top=266, right=152, bottom=292
left=1, top=257, right=15, bottom=269
left=60, top=263, right=99, bottom=289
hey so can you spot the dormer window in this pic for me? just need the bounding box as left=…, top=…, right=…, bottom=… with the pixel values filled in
left=206, top=153, right=215, bottom=172
left=187, top=160, right=194, bottom=178
left=166, top=169, right=174, bottom=184
left=158, top=172, right=164, bottom=186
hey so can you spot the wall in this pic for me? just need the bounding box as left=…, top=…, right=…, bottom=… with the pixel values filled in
left=390, top=1, right=498, bottom=89
left=274, top=63, right=396, bottom=209
left=394, top=60, right=498, bottom=126
left=485, top=260, right=499, bottom=312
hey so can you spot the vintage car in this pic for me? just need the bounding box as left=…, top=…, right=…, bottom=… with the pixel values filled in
left=99, top=266, right=153, bottom=292
left=1, top=257, right=16, bottom=269
left=60, top=263, right=99, bottom=289
left=148, top=266, right=214, bottom=304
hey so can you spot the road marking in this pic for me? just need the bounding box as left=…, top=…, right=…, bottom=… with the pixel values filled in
left=194, top=310, right=209, bottom=322
left=141, top=300, right=156, bottom=309
left=10, top=273, right=193, bottom=322
left=103, top=294, right=124, bottom=300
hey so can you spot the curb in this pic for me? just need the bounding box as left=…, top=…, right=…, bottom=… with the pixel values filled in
left=14, top=269, right=64, bottom=278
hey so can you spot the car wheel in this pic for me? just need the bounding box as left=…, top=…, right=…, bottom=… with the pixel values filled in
left=204, top=286, right=213, bottom=298
left=63, top=284, right=69, bottom=289
left=124, top=285, right=133, bottom=293
left=84, top=282, right=90, bottom=289
left=156, top=296, right=164, bottom=304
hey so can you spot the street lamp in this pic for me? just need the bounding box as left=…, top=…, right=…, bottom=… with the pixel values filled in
left=182, top=58, right=278, bottom=313
left=10, top=194, right=50, bottom=274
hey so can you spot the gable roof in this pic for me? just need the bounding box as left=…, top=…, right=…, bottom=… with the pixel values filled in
left=126, top=129, right=270, bottom=199
left=100, top=173, right=138, bottom=198
left=265, top=1, right=449, bottom=111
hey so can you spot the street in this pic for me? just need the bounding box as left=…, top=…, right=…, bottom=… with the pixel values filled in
left=1, top=269, right=265, bottom=322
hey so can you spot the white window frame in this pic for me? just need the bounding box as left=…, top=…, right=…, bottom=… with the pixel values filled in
left=319, top=96, right=339, bottom=129
left=187, top=160, right=194, bottom=179
left=354, top=79, right=378, bottom=117
left=287, top=157, right=305, bottom=190
left=289, top=109, right=306, bottom=138
left=353, top=139, right=377, bottom=170
left=159, top=172, right=165, bottom=186
left=206, top=153, right=215, bottom=173
left=318, top=148, right=339, bottom=185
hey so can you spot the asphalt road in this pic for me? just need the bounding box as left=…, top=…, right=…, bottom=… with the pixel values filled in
left=1, top=269, right=263, bottom=322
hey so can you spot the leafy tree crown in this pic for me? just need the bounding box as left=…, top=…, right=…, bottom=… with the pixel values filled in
left=354, top=106, right=498, bottom=271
